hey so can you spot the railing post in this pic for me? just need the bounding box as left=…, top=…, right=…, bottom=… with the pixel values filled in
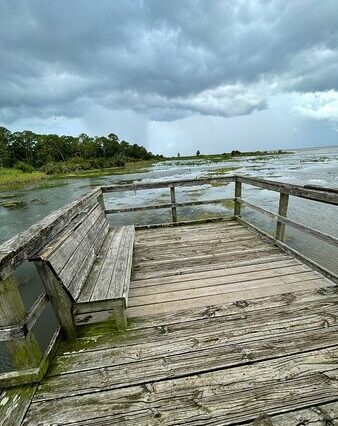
left=0, top=274, right=42, bottom=370
left=276, top=192, right=289, bottom=241
left=234, top=180, right=242, bottom=216
left=98, top=190, right=105, bottom=213
left=170, top=185, right=178, bottom=223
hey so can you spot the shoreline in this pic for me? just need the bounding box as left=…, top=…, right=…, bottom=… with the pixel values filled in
left=0, top=151, right=291, bottom=191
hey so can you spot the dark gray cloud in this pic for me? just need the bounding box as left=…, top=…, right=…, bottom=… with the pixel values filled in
left=0, top=0, right=338, bottom=125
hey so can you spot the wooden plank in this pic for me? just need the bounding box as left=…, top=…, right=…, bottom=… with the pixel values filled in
left=55, top=206, right=105, bottom=286
left=249, top=401, right=338, bottom=425
left=135, top=220, right=240, bottom=237
left=32, top=336, right=338, bottom=402
left=56, top=215, right=109, bottom=301
left=90, top=227, right=125, bottom=301
left=135, top=216, right=235, bottom=230
left=50, top=318, right=338, bottom=378
left=133, top=243, right=273, bottom=272
left=101, top=175, right=236, bottom=193
left=67, top=217, right=110, bottom=300
left=0, top=188, right=101, bottom=279
left=128, top=277, right=332, bottom=317
left=131, top=253, right=290, bottom=281
left=35, top=261, right=76, bottom=341
left=134, top=228, right=253, bottom=247
left=134, top=234, right=258, bottom=256
left=73, top=299, right=122, bottom=315
left=106, top=226, right=135, bottom=300
left=128, top=273, right=327, bottom=306
left=78, top=228, right=116, bottom=303
left=27, top=364, right=338, bottom=425
left=38, top=202, right=100, bottom=263
left=67, top=248, right=97, bottom=301
left=105, top=197, right=234, bottom=215
left=0, top=384, right=37, bottom=426
left=130, top=258, right=303, bottom=288
left=237, top=175, right=338, bottom=205
left=129, top=266, right=316, bottom=297
left=134, top=237, right=264, bottom=263
left=102, top=286, right=338, bottom=330
left=53, top=299, right=338, bottom=373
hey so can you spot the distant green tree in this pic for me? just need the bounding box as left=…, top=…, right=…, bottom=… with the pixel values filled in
left=196, top=150, right=200, bottom=157
left=177, top=153, right=180, bottom=158
left=0, top=126, right=155, bottom=172
left=0, top=127, right=10, bottom=167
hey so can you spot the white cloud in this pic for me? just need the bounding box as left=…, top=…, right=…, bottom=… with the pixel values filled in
left=293, top=90, right=338, bottom=122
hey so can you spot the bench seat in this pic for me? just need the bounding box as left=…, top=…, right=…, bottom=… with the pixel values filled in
left=30, top=201, right=135, bottom=339
left=74, top=226, right=135, bottom=329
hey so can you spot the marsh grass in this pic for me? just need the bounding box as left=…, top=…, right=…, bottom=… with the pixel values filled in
left=0, top=168, right=46, bottom=189
left=52, top=160, right=155, bottom=179
left=208, top=166, right=239, bottom=175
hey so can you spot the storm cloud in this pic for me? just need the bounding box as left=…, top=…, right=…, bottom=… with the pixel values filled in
left=0, top=0, right=338, bottom=153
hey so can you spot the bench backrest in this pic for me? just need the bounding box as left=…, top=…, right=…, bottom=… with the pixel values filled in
left=31, top=201, right=109, bottom=301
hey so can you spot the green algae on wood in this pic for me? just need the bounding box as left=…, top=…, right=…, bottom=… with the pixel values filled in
left=0, top=384, right=38, bottom=426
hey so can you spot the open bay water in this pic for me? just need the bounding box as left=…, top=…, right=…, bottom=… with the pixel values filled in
left=0, top=146, right=337, bottom=372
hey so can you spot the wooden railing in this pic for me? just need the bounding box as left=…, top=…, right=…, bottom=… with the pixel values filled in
left=0, top=188, right=102, bottom=387
left=101, top=176, right=338, bottom=282
left=0, top=175, right=337, bottom=387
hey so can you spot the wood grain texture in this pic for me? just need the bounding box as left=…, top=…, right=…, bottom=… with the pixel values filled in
left=50, top=299, right=338, bottom=376
left=0, top=384, right=37, bottom=426
left=25, top=348, right=338, bottom=424
left=35, top=261, right=76, bottom=341
left=0, top=188, right=101, bottom=279
left=0, top=274, right=42, bottom=369
left=128, top=278, right=333, bottom=317
left=74, top=286, right=338, bottom=328
left=249, top=401, right=338, bottom=425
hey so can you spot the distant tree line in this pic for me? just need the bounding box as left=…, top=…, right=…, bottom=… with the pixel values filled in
left=0, top=127, right=160, bottom=174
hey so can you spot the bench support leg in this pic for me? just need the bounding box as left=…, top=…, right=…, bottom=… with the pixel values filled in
left=35, top=261, right=77, bottom=341
left=114, top=303, right=127, bottom=331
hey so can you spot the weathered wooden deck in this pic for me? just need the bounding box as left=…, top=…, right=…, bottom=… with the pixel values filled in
left=5, top=220, right=336, bottom=425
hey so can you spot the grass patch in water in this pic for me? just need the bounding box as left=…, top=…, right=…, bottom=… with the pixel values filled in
left=0, top=199, right=28, bottom=209
left=222, top=199, right=234, bottom=209
left=208, top=166, right=239, bottom=176
left=52, top=160, right=155, bottom=179
left=0, top=193, right=21, bottom=199
left=184, top=189, right=206, bottom=199
left=0, top=168, right=46, bottom=189
left=210, top=181, right=230, bottom=188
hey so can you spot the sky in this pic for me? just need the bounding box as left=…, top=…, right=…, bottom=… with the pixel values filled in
left=0, top=0, right=338, bottom=156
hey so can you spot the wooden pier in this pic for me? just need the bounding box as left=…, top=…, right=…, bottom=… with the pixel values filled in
left=0, top=176, right=337, bottom=425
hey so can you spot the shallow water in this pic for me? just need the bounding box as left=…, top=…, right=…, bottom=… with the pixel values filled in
left=0, top=146, right=337, bottom=372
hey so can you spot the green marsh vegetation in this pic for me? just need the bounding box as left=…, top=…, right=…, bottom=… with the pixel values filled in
left=0, top=167, right=46, bottom=189
left=0, top=126, right=161, bottom=189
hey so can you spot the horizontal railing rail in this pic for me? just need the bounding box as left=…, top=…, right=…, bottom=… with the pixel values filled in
left=236, top=176, right=338, bottom=205
left=101, top=176, right=236, bottom=193
left=237, top=199, right=338, bottom=247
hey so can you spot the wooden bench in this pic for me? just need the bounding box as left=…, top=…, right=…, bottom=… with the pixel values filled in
left=30, top=201, right=135, bottom=339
